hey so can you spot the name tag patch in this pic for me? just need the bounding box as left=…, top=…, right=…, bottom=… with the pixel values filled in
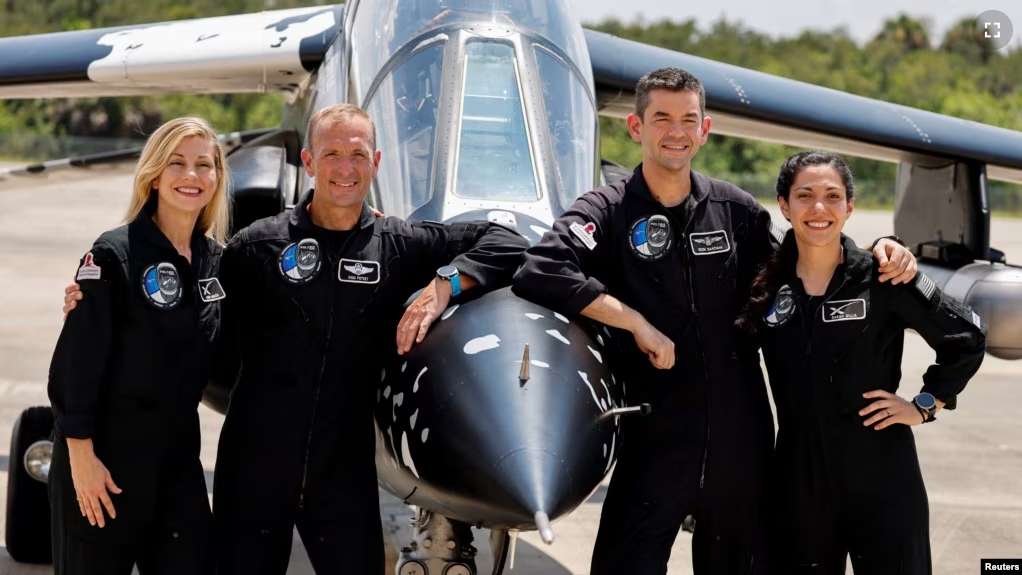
left=689, top=230, right=730, bottom=256
left=822, top=299, right=866, bottom=322
left=339, top=259, right=380, bottom=284
left=198, top=277, right=226, bottom=302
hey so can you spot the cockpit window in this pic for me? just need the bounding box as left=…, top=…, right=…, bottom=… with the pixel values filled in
left=535, top=48, right=597, bottom=210
left=453, top=41, right=539, bottom=202
left=364, top=43, right=445, bottom=217
left=350, top=0, right=592, bottom=102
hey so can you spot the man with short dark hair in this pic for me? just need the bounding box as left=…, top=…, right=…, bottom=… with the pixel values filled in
left=512, top=67, right=916, bottom=574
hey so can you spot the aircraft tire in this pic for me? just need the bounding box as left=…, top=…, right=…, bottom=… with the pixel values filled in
left=5, top=406, right=54, bottom=564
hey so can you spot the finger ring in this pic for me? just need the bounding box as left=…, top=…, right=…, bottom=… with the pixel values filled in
left=886, top=408, right=892, bottom=417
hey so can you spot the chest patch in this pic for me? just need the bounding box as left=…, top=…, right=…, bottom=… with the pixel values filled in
left=197, top=277, right=226, bottom=302
left=822, top=299, right=866, bottom=322
left=278, top=238, right=322, bottom=285
left=141, top=262, right=182, bottom=310
left=765, top=284, right=796, bottom=327
left=339, top=259, right=380, bottom=284
left=689, top=230, right=730, bottom=256
left=629, top=214, right=673, bottom=261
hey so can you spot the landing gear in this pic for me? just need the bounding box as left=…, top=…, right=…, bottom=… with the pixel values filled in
left=396, top=510, right=512, bottom=575
left=5, top=406, right=54, bottom=564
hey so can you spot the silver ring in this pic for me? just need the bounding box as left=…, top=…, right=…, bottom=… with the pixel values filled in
left=886, top=408, right=892, bottom=417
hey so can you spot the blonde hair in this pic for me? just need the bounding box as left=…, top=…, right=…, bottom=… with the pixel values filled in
left=125, top=117, right=231, bottom=244
left=306, top=103, right=377, bottom=152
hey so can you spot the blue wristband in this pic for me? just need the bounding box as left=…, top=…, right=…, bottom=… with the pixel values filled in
left=450, top=273, right=461, bottom=297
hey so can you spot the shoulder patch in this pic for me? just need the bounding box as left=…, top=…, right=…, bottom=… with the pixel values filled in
left=915, top=272, right=938, bottom=302
left=77, top=252, right=102, bottom=281
left=569, top=221, right=598, bottom=250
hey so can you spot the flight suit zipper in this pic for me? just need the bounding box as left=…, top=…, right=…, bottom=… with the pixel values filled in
left=678, top=218, right=713, bottom=491
left=799, top=277, right=848, bottom=354
left=298, top=233, right=355, bottom=508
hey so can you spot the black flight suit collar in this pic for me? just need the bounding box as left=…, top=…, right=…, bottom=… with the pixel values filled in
left=625, top=162, right=709, bottom=207
left=289, top=189, right=377, bottom=238
left=133, top=195, right=213, bottom=260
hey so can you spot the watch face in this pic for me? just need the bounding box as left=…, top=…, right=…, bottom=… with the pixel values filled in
left=437, top=265, right=457, bottom=278
left=916, top=393, right=937, bottom=410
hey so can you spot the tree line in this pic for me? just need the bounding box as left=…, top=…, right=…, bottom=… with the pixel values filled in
left=1, top=2, right=1020, bottom=211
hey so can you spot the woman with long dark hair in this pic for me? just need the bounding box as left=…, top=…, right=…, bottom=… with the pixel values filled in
left=736, top=151, right=986, bottom=574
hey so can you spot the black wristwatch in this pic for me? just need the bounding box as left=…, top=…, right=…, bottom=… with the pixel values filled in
left=913, top=392, right=938, bottom=423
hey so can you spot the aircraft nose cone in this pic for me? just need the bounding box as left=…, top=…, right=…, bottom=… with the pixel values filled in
left=375, top=287, right=624, bottom=531
left=491, top=448, right=568, bottom=539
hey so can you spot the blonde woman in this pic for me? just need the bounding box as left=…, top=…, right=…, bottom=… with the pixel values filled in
left=47, top=117, right=229, bottom=574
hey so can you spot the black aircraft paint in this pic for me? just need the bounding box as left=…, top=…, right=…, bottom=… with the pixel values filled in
left=0, top=27, right=125, bottom=85
left=375, top=287, right=624, bottom=530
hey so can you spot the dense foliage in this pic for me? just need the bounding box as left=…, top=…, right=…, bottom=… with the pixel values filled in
left=1, top=3, right=1019, bottom=210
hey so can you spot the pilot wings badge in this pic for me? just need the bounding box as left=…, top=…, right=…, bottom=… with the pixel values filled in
left=339, top=259, right=380, bottom=284
left=688, top=230, right=730, bottom=256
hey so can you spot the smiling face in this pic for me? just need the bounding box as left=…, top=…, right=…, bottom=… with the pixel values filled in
left=778, top=164, right=854, bottom=248
left=626, top=88, right=711, bottom=173
left=152, top=136, right=218, bottom=218
left=301, top=115, right=381, bottom=211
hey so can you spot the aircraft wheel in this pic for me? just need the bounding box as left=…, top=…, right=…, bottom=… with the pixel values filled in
left=5, top=406, right=54, bottom=564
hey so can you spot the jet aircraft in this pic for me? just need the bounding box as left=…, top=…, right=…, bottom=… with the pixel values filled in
left=3, top=1, right=1022, bottom=573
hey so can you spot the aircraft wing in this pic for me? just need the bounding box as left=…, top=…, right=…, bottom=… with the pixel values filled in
left=0, top=5, right=342, bottom=99
left=584, top=29, right=1022, bottom=184
left=0, top=128, right=274, bottom=190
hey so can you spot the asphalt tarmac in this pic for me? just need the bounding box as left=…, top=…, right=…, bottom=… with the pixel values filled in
left=1, top=169, right=1019, bottom=574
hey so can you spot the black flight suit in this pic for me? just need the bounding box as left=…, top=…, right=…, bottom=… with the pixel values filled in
left=758, top=234, right=986, bottom=574
left=47, top=200, right=221, bottom=574
left=512, top=165, right=778, bottom=575
left=212, top=190, right=528, bottom=575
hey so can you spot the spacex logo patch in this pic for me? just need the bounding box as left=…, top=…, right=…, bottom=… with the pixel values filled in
left=197, top=278, right=226, bottom=302
left=339, top=259, right=380, bottom=284
left=689, top=230, right=730, bottom=256
left=822, top=299, right=867, bottom=322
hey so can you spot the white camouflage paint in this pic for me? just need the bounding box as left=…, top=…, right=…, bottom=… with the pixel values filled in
left=605, top=432, right=617, bottom=474
left=577, top=371, right=604, bottom=412
left=530, top=360, right=550, bottom=368
left=524, top=313, right=543, bottom=320
left=413, top=367, right=428, bottom=392
left=588, top=346, right=602, bottom=363
left=441, top=304, right=459, bottom=320
left=553, top=312, right=569, bottom=323
left=401, top=431, right=420, bottom=478
left=410, top=408, right=419, bottom=430
left=464, top=334, right=501, bottom=354
left=421, top=428, right=430, bottom=443
left=546, top=329, right=570, bottom=345
left=392, top=392, right=404, bottom=422
left=87, top=7, right=337, bottom=95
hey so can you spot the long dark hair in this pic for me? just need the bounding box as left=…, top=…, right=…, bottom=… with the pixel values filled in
left=735, top=151, right=855, bottom=334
